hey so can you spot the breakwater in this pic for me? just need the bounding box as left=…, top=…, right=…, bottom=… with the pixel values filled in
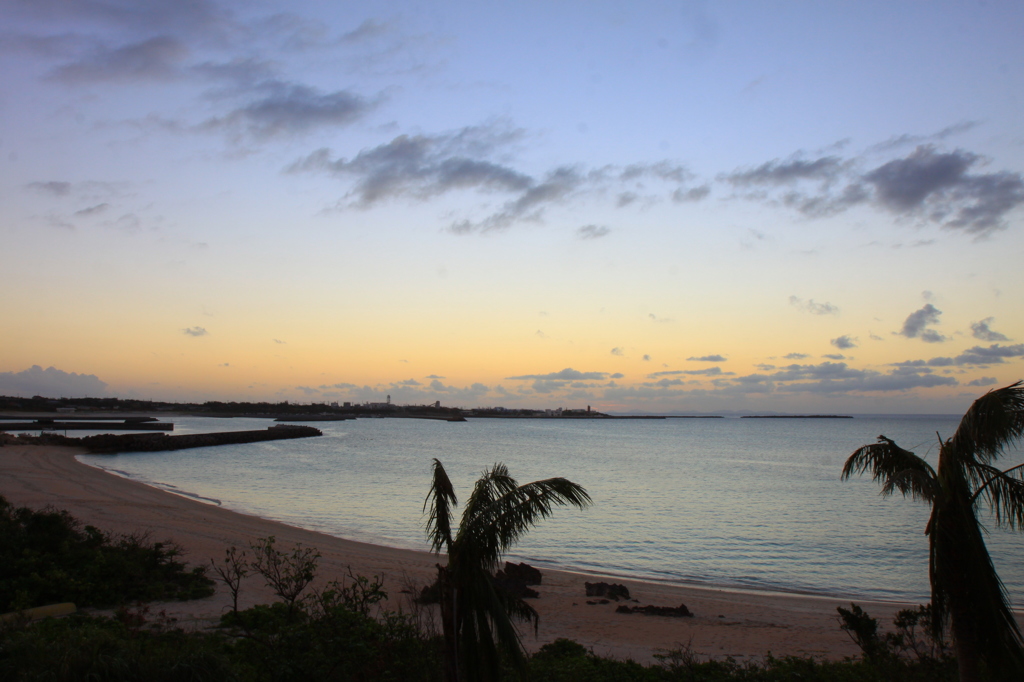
left=12, top=425, right=322, bottom=454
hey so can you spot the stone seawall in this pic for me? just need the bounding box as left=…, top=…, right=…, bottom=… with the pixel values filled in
left=7, top=425, right=322, bottom=454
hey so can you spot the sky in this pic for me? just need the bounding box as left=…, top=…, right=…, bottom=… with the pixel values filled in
left=2, top=0, right=1024, bottom=414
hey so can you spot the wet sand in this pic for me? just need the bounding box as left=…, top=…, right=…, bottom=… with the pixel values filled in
left=1, top=444, right=915, bottom=663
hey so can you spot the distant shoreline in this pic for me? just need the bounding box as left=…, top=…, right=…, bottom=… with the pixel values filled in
left=741, top=415, right=853, bottom=419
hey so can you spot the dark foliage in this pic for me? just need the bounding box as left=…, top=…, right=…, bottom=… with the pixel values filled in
left=0, top=495, right=214, bottom=612
left=835, top=603, right=956, bottom=680
left=0, top=609, right=237, bottom=682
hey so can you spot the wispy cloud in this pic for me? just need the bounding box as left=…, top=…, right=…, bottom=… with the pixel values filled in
left=507, top=368, right=610, bottom=381
left=577, top=224, right=610, bottom=239
left=789, top=295, right=839, bottom=316
left=49, top=36, right=188, bottom=83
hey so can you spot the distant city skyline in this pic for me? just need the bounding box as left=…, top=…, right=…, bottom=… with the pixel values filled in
left=2, top=1, right=1023, bottom=414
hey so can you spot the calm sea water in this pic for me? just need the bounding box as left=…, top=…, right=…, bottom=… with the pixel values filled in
left=72, top=415, right=1024, bottom=604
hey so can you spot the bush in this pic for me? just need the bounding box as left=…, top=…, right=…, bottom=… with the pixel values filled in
left=0, top=495, right=214, bottom=612
left=0, top=612, right=235, bottom=682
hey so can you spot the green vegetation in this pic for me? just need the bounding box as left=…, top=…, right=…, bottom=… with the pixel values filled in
left=0, top=495, right=214, bottom=612
left=1, top=606, right=959, bottom=682
left=424, top=459, right=592, bottom=681
left=0, top=496, right=964, bottom=680
left=842, top=381, right=1024, bottom=681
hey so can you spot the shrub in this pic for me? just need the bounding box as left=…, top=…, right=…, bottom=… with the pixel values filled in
left=0, top=495, right=214, bottom=612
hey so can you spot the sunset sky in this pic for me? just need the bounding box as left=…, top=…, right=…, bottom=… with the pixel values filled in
left=2, top=1, right=1023, bottom=414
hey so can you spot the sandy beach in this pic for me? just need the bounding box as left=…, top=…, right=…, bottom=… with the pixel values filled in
left=0, top=443, right=917, bottom=664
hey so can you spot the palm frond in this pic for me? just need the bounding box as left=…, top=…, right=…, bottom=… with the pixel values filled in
left=880, top=468, right=940, bottom=502
left=424, top=458, right=458, bottom=554
left=461, top=477, right=592, bottom=571
left=970, top=462, right=1024, bottom=531
left=947, top=381, right=1024, bottom=466
left=842, top=435, right=937, bottom=501
left=459, top=463, right=519, bottom=537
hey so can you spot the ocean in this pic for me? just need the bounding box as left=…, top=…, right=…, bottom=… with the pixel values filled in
left=72, top=414, right=1024, bottom=605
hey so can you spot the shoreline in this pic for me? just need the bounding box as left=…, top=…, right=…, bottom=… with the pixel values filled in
left=1, top=444, right=925, bottom=663
left=78, top=454, right=921, bottom=606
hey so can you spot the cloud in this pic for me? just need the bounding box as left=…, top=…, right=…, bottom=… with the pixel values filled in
left=50, top=36, right=188, bottom=83
left=732, top=361, right=958, bottom=394
left=954, top=344, right=1024, bottom=364
left=288, top=125, right=531, bottom=208
left=10, top=0, right=229, bottom=36
left=289, top=126, right=699, bottom=233
left=319, top=382, right=357, bottom=389
left=201, top=80, right=375, bottom=139
left=642, top=354, right=651, bottom=361
left=27, top=181, right=72, bottom=196
left=506, top=368, right=610, bottom=381
left=74, top=203, right=110, bottom=216
left=616, top=192, right=639, bottom=207
left=0, top=365, right=108, bottom=398
left=610, top=347, right=624, bottom=356
left=577, top=224, right=610, bottom=239
left=425, top=374, right=445, bottom=379
left=672, top=185, right=710, bottom=202
left=295, top=385, right=319, bottom=395
left=340, top=19, right=390, bottom=43
left=687, top=354, right=726, bottom=362
left=784, top=352, right=809, bottom=359
left=647, top=368, right=731, bottom=378
left=822, top=353, right=845, bottom=360
left=866, top=147, right=1024, bottom=234
left=831, top=335, right=858, bottom=350
left=273, top=338, right=286, bottom=344
left=789, top=296, right=839, bottom=316
left=892, top=343, right=1024, bottom=367
left=727, top=144, right=1024, bottom=236
left=867, top=147, right=972, bottom=207
left=449, top=166, right=587, bottom=233
left=971, top=317, right=1010, bottom=342
left=868, top=122, right=979, bottom=154
left=966, top=376, right=999, bottom=387
left=898, top=303, right=947, bottom=342
left=182, top=326, right=208, bottom=336
left=723, top=156, right=846, bottom=186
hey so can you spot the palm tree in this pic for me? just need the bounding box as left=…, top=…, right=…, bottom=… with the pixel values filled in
left=842, top=381, right=1024, bottom=681
left=424, top=458, right=591, bottom=682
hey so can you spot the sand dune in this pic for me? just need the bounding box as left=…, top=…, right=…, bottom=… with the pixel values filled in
left=0, top=444, right=911, bottom=663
